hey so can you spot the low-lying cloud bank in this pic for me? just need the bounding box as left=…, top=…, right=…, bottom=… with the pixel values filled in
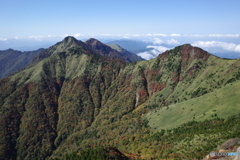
left=192, top=41, right=240, bottom=53
left=137, top=38, right=179, bottom=60
left=138, top=46, right=170, bottom=60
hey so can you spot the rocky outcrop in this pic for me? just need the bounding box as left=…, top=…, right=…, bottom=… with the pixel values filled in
left=204, top=138, right=240, bottom=160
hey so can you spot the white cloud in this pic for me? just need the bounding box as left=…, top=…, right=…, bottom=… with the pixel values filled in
left=151, top=38, right=179, bottom=45
left=99, top=34, right=112, bottom=36
left=192, top=41, right=240, bottom=52
left=187, top=34, right=206, bottom=38
left=153, top=38, right=163, bottom=45
left=0, top=38, right=7, bottom=41
left=132, top=34, right=141, bottom=37
left=74, top=33, right=84, bottom=38
left=138, top=45, right=170, bottom=60
left=47, top=35, right=56, bottom=38
left=186, top=34, right=240, bottom=38
left=166, top=39, right=179, bottom=45
left=207, top=34, right=240, bottom=38
left=170, top=33, right=181, bottom=37
left=155, top=34, right=168, bottom=37
left=145, top=34, right=153, bottom=36
left=148, top=33, right=240, bottom=38
left=28, top=35, right=61, bottom=41
left=61, top=34, right=70, bottom=38
left=123, top=35, right=130, bottom=39
left=138, top=51, right=155, bottom=60
left=138, top=38, right=179, bottom=59
left=29, top=36, right=43, bottom=41
left=145, top=34, right=167, bottom=37
left=147, top=45, right=170, bottom=52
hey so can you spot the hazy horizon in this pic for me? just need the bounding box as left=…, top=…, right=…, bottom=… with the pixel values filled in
left=1, top=0, right=240, bottom=59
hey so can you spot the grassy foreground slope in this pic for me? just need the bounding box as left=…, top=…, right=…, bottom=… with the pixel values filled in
left=145, top=79, right=240, bottom=131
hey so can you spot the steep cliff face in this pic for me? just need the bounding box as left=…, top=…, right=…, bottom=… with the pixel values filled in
left=1, top=37, right=240, bottom=159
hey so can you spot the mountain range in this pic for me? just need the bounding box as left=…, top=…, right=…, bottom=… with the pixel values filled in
left=106, top=39, right=152, bottom=54
left=0, top=36, right=240, bottom=159
left=85, top=38, right=144, bottom=62
left=0, top=37, right=143, bottom=79
left=0, top=48, right=44, bottom=79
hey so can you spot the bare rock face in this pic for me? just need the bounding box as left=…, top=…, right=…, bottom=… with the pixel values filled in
left=234, top=147, right=240, bottom=160
left=204, top=138, right=240, bottom=160
left=221, top=139, right=240, bottom=150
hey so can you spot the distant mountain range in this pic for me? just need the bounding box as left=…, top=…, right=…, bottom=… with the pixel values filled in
left=1, top=36, right=240, bottom=159
left=0, top=39, right=55, bottom=51
left=0, top=48, right=44, bottom=79
left=85, top=38, right=144, bottom=62
left=106, top=39, right=152, bottom=54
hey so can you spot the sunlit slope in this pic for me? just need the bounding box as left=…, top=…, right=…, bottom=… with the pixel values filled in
left=10, top=48, right=103, bottom=84
left=145, top=79, right=240, bottom=131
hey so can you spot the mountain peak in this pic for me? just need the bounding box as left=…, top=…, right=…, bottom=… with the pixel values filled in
left=158, top=44, right=211, bottom=62
left=63, top=36, right=76, bottom=40
left=181, top=43, right=210, bottom=61
left=85, top=38, right=104, bottom=46
left=32, top=36, right=86, bottom=63
left=6, top=48, right=15, bottom=52
left=62, top=36, right=79, bottom=44
left=85, top=38, right=143, bottom=62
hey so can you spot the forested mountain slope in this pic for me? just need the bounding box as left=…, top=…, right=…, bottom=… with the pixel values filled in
left=1, top=37, right=240, bottom=159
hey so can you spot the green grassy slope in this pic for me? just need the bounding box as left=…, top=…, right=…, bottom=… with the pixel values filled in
left=146, top=79, right=240, bottom=131
left=108, top=44, right=123, bottom=52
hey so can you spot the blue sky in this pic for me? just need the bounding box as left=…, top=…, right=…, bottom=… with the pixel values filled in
left=1, top=0, right=239, bottom=38
left=0, top=0, right=240, bottom=59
